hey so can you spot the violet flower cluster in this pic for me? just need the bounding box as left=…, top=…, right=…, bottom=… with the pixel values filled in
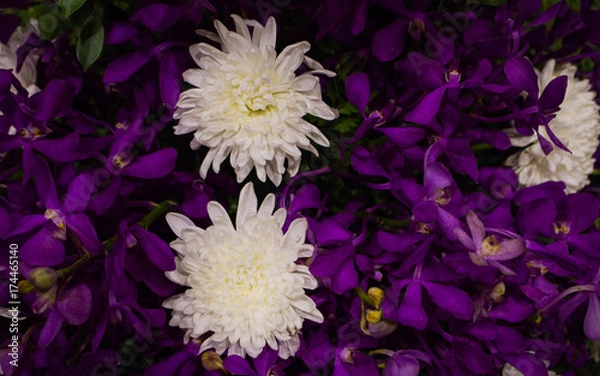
left=1, top=0, right=600, bottom=375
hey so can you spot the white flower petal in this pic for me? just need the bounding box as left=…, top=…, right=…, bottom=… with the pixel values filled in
left=506, top=59, right=600, bottom=193
left=236, top=182, right=258, bottom=228
left=165, top=213, right=195, bottom=238
left=207, top=201, right=234, bottom=231
left=163, top=184, right=322, bottom=360
left=173, top=14, right=337, bottom=185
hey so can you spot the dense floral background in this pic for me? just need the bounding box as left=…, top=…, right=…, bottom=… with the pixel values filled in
left=2, top=0, right=600, bottom=375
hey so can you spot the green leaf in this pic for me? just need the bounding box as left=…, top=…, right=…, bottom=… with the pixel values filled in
left=76, top=15, right=104, bottom=70
left=333, top=118, right=359, bottom=133
left=479, top=0, right=506, bottom=5
left=57, top=0, right=87, bottom=17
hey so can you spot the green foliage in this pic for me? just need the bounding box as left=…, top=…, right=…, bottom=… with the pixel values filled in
left=57, top=0, right=88, bottom=17
left=76, top=14, right=104, bottom=70
left=479, top=0, right=507, bottom=6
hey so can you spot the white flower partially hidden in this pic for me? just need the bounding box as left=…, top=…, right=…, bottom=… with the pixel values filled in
left=163, top=182, right=323, bottom=359
left=506, top=59, right=600, bottom=193
left=0, top=19, right=40, bottom=95
left=502, top=361, right=557, bottom=376
left=174, top=15, right=338, bottom=186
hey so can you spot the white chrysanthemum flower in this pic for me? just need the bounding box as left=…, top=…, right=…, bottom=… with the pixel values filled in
left=163, top=182, right=323, bottom=359
left=502, top=361, right=557, bottom=376
left=506, top=59, right=600, bottom=193
left=0, top=19, right=40, bottom=95
left=174, top=15, right=338, bottom=186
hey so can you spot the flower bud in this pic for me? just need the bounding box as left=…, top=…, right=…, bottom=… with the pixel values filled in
left=28, top=267, right=58, bottom=293
left=490, top=282, right=506, bottom=302
left=201, top=350, right=225, bottom=372
left=367, top=287, right=385, bottom=309
left=366, top=309, right=382, bottom=324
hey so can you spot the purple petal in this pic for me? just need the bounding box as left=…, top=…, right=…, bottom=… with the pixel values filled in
left=488, top=297, right=533, bottom=323
left=413, top=201, right=439, bottom=223
left=584, top=294, right=600, bottom=340
left=350, top=0, right=367, bottom=35
left=372, top=19, right=408, bottom=62
left=377, top=231, right=421, bottom=252
left=461, top=320, right=497, bottom=341
left=437, top=208, right=462, bottom=242
left=404, top=85, right=448, bottom=125
left=350, top=146, right=389, bottom=178
left=537, top=131, right=554, bottom=155
left=0, top=207, right=10, bottom=238
left=564, top=193, right=599, bottom=235
left=330, top=257, right=359, bottom=294
left=455, top=341, right=493, bottom=374
left=424, top=162, right=453, bottom=196
left=133, top=225, right=176, bottom=271
left=377, top=127, right=425, bottom=149
left=569, top=233, right=600, bottom=260
left=103, top=48, right=157, bottom=83
left=38, top=308, right=64, bottom=347
left=421, top=282, right=472, bottom=320
left=494, top=326, right=526, bottom=354
left=20, top=227, right=65, bottom=266
left=122, top=148, right=177, bottom=179
left=504, top=57, right=539, bottom=98
left=539, top=75, right=567, bottom=113
left=131, top=3, right=186, bottom=32
left=56, top=284, right=92, bottom=325
left=65, top=213, right=103, bottom=254
left=105, top=21, right=144, bottom=44
left=61, top=173, right=94, bottom=213
left=223, top=355, right=256, bottom=376
left=4, top=214, right=46, bottom=238
left=502, top=353, right=550, bottom=376
left=32, top=80, right=75, bottom=122
left=32, top=133, right=82, bottom=163
left=464, top=59, right=492, bottom=85
left=454, top=227, right=475, bottom=251
left=491, top=238, right=525, bottom=261
left=397, top=282, right=428, bottom=330
left=253, top=347, right=279, bottom=376
left=383, top=355, right=420, bottom=376
left=289, top=184, right=322, bottom=213
left=34, top=156, right=60, bottom=209
left=158, top=52, right=184, bottom=108
left=143, top=344, right=196, bottom=376
left=312, top=219, right=353, bottom=246
left=345, top=72, right=370, bottom=116
left=529, top=1, right=568, bottom=27
left=466, top=211, right=486, bottom=246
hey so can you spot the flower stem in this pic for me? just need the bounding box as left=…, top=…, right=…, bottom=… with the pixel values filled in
left=471, top=143, right=494, bottom=152
left=537, top=284, right=597, bottom=316
left=138, top=200, right=176, bottom=229
left=355, top=286, right=376, bottom=307
left=368, top=349, right=395, bottom=357
left=56, top=253, right=92, bottom=278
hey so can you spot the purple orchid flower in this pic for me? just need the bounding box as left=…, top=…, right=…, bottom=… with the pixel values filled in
left=455, top=210, right=525, bottom=275
left=393, top=161, right=463, bottom=241
left=369, top=0, right=439, bottom=62
left=5, top=157, right=102, bottom=266
left=503, top=56, right=569, bottom=154
left=37, top=284, right=92, bottom=347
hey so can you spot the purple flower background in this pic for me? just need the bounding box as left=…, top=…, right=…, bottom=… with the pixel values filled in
left=2, top=0, right=600, bottom=375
